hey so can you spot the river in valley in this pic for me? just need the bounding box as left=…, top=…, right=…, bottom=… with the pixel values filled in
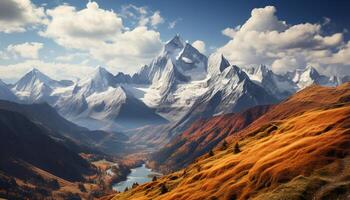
left=112, top=164, right=161, bottom=192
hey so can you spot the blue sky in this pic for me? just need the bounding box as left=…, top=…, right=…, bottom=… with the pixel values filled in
left=31, top=0, right=350, bottom=49
left=0, top=0, right=349, bottom=82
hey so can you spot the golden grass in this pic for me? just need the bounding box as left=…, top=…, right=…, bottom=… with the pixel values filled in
left=108, top=83, right=350, bottom=200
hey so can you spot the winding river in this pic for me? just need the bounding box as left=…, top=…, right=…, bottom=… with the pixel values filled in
left=112, top=164, right=161, bottom=192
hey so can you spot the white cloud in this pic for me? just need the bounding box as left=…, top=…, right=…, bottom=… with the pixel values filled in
left=55, top=52, right=88, bottom=62
left=121, top=4, right=164, bottom=28
left=168, top=18, right=181, bottom=29
left=121, top=4, right=148, bottom=19
left=0, top=0, right=46, bottom=33
left=40, top=1, right=162, bottom=74
left=55, top=54, right=76, bottom=62
left=7, top=42, right=43, bottom=59
left=192, top=40, right=206, bottom=54
left=40, top=1, right=123, bottom=49
left=221, top=26, right=240, bottom=38
left=217, top=6, right=348, bottom=76
left=150, top=11, right=164, bottom=27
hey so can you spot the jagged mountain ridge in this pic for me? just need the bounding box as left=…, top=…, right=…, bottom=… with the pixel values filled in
left=3, top=35, right=344, bottom=134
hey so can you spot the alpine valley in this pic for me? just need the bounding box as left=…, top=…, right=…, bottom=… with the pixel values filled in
left=1, top=32, right=349, bottom=199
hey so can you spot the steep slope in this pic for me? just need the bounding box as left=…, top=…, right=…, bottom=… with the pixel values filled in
left=149, top=105, right=271, bottom=173
left=0, top=109, right=95, bottom=182
left=109, top=82, right=350, bottom=200
left=230, top=82, right=350, bottom=140
left=207, top=53, right=230, bottom=76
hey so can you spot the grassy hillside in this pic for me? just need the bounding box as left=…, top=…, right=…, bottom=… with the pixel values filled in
left=107, top=83, right=350, bottom=200
left=149, top=105, right=271, bottom=173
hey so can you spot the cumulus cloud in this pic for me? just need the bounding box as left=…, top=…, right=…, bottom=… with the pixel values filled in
left=40, top=1, right=123, bottom=49
left=0, top=0, right=46, bottom=33
left=192, top=40, right=206, bottom=54
left=7, top=42, right=43, bottom=59
left=217, top=6, right=349, bottom=76
left=40, top=1, right=162, bottom=74
left=150, top=11, right=164, bottom=27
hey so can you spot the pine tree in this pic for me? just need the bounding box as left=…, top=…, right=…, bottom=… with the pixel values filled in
left=160, top=183, right=168, bottom=194
left=221, top=140, right=228, bottom=150
left=234, top=142, right=241, bottom=154
left=208, top=149, right=214, bottom=157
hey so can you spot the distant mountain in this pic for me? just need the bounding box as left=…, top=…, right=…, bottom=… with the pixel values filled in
left=12, top=68, right=73, bottom=103
left=244, top=65, right=297, bottom=100
left=0, top=79, right=17, bottom=102
left=0, top=100, right=128, bottom=155
left=291, top=66, right=338, bottom=89
left=245, top=65, right=340, bottom=100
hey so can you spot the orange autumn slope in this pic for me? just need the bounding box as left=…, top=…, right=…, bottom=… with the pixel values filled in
left=107, top=83, right=350, bottom=200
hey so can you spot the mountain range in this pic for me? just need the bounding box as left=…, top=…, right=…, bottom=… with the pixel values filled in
left=0, top=35, right=347, bottom=138
left=1, top=35, right=350, bottom=200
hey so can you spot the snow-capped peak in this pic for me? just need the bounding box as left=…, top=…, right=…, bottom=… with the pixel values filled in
left=91, top=66, right=114, bottom=82
left=22, top=68, right=51, bottom=82
left=303, top=66, right=320, bottom=79
left=174, top=43, right=208, bottom=81
left=247, top=65, right=269, bottom=82
left=78, top=66, right=115, bottom=96
left=12, top=68, right=60, bottom=102
left=293, top=66, right=322, bottom=89
left=14, top=68, right=58, bottom=92
left=165, top=34, right=185, bottom=53
left=208, top=53, right=230, bottom=76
